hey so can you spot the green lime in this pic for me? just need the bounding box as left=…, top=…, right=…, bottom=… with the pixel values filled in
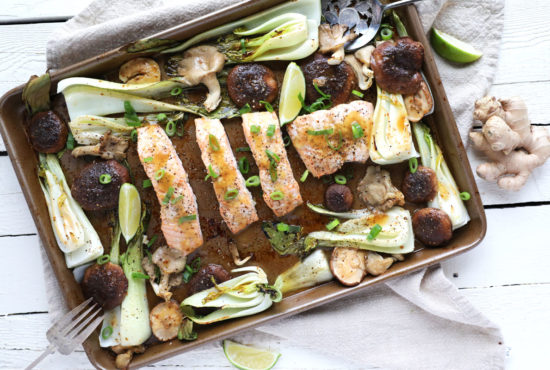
left=278, top=62, right=305, bottom=126
left=430, top=28, right=482, bottom=63
left=223, top=340, right=281, bottom=370
left=118, top=183, right=141, bottom=243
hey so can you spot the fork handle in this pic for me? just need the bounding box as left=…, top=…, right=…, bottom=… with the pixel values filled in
left=383, top=0, right=423, bottom=11
left=25, top=343, right=55, bottom=370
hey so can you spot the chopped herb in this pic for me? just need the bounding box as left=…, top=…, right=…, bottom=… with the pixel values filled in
left=351, top=121, right=364, bottom=139
left=182, top=257, right=201, bottom=283
left=245, top=175, right=260, bottom=187
left=327, top=130, right=343, bottom=151
left=131, top=272, right=150, bottom=280
left=179, top=214, right=197, bottom=224
left=326, top=219, right=340, bottom=230
left=260, top=100, right=274, bottom=113
left=124, top=101, right=141, bottom=127
left=66, top=132, right=75, bottom=150
left=171, top=195, right=184, bottom=205
left=155, top=168, right=165, bottom=180
left=143, top=156, right=153, bottom=163
left=177, top=122, right=185, bottom=137
left=367, top=224, right=383, bottom=240
left=162, top=186, right=175, bottom=204
left=170, top=87, right=183, bottom=96
left=101, top=326, right=113, bottom=340
left=283, top=135, right=291, bottom=147
left=352, top=90, right=364, bottom=98
left=270, top=190, right=284, bottom=200
left=165, top=120, right=176, bottom=136
left=460, top=191, right=471, bottom=201
left=147, top=235, right=158, bottom=249
left=99, top=174, right=112, bottom=184
left=409, top=157, right=418, bottom=174
left=381, top=27, right=393, bottom=40
left=238, top=156, right=250, bottom=174
left=208, top=134, right=220, bottom=151
left=97, top=255, right=110, bottom=265
left=334, top=175, right=347, bottom=185
left=236, top=146, right=251, bottom=152
left=307, top=128, right=334, bottom=136
left=204, top=164, right=219, bottom=181
left=240, top=38, right=246, bottom=54
left=131, top=129, right=138, bottom=142
left=266, top=124, right=276, bottom=137
left=157, top=113, right=167, bottom=121
left=239, top=103, right=252, bottom=115
left=143, top=179, right=152, bottom=188
left=224, top=189, right=239, bottom=200
left=250, top=125, right=261, bottom=134
left=300, top=170, right=309, bottom=182
left=277, top=223, right=289, bottom=232
left=265, top=149, right=280, bottom=163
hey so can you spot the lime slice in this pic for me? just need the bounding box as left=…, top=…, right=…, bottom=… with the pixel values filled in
left=118, top=183, right=141, bottom=243
left=223, top=340, right=281, bottom=370
left=279, top=62, right=305, bottom=126
left=430, top=28, right=482, bottom=63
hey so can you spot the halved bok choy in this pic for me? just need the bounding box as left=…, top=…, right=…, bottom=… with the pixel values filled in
left=69, top=115, right=134, bottom=145
left=305, top=207, right=415, bottom=255
left=38, top=154, right=103, bottom=268
left=413, top=122, right=470, bottom=230
left=181, top=266, right=281, bottom=325
left=370, top=85, right=418, bottom=164
left=273, top=249, right=333, bottom=294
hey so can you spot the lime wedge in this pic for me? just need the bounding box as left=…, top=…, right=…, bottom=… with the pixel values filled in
left=430, top=28, right=482, bottom=63
left=118, top=183, right=141, bottom=243
left=223, top=340, right=281, bottom=370
left=279, top=62, right=305, bottom=126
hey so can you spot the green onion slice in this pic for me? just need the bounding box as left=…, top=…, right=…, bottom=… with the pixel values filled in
left=99, top=174, right=112, bottom=184
left=460, top=191, right=471, bottom=201
left=204, top=164, right=219, bottom=181
left=260, top=100, right=274, bottom=113
left=326, top=218, right=340, bottom=230
left=239, top=103, right=252, bottom=115
left=101, top=326, right=113, bottom=340
left=283, top=135, right=291, bottom=147
left=367, top=224, right=383, bottom=240
left=97, top=254, right=110, bottom=265
left=157, top=113, right=167, bottom=121
left=250, top=125, right=261, bottom=134
left=166, top=120, right=176, bottom=136
left=179, top=214, right=197, bottom=224
left=351, top=121, right=364, bottom=139
left=170, top=87, right=183, bottom=96
left=409, top=157, right=418, bottom=173
left=265, top=149, right=280, bottom=163
left=171, top=195, right=184, bottom=205
left=352, top=90, right=364, bottom=98
left=238, top=157, right=250, bottom=174
left=143, top=156, right=153, bottom=163
left=155, top=168, right=165, bottom=180
left=277, top=223, right=289, bottom=232
left=307, top=128, right=334, bottom=136
left=266, top=124, right=276, bottom=137
left=334, top=175, right=347, bottom=185
left=131, top=272, right=150, bottom=280
left=147, top=235, right=158, bottom=249
left=245, top=175, right=260, bottom=187
left=123, top=101, right=141, bottom=127
left=130, top=129, right=137, bottom=143
left=224, top=189, right=239, bottom=200
left=270, top=190, right=284, bottom=200
left=208, top=134, right=221, bottom=152
left=300, top=170, right=309, bottom=182
left=327, top=130, right=343, bottom=151
left=143, top=179, right=152, bottom=188
left=240, top=38, right=246, bottom=54
left=162, top=186, right=174, bottom=204
left=236, top=146, right=251, bottom=152
left=313, top=82, right=330, bottom=99
left=381, top=28, right=394, bottom=40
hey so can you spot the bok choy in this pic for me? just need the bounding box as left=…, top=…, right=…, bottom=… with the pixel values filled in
left=305, top=207, right=415, bottom=255
left=38, top=154, right=103, bottom=268
left=273, top=249, right=333, bottom=294
left=370, top=85, right=419, bottom=164
left=413, top=122, right=470, bottom=230
left=69, top=115, right=134, bottom=145
left=181, top=266, right=281, bottom=325
left=162, top=0, right=321, bottom=61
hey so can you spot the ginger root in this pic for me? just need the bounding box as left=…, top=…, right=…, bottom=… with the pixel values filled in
left=470, top=96, right=550, bottom=191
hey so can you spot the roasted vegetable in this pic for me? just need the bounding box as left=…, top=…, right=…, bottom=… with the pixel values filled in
left=325, top=184, right=353, bottom=212
left=262, top=222, right=304, bottom=256
left=402, top=165, right=438, bottom=203
left=28, top=110, right=68, bottom=153
left=149, top=300, right=183, bottom=341
left=22, top=73, right=51, bottom=115
left=38, top=154, right=103, bottom=267
left=82, top=262, right=128, bottom=310
left=330, top=247, right=367, bottom=286
left=273, top=249, right=333, bottom=294
left=413, top=122, right=470, bottom=229
left=412, top=207, right=453, bottom=247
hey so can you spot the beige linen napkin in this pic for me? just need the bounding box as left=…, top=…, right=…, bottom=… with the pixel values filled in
left=43, top=0, right=506, bottom=368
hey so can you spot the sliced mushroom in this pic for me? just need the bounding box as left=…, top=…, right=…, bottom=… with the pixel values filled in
left=176, top=45, right=225, bottom=112
left=152, top=246, right=187, bottom=275
left=149, top=300, right=184, bottom=341
left=330, top=247, right=368, bottom=286
left=71, top=131, right=129, bottom=160
left=357, top=166, right=404, bottom=212
left=119, top=57, right=161, bottom=84
left=344, top=54, right=374, bottom=91
left=404, top=81, right=433, bottom=122
left=319, top=24, right=357, bottom=65
left=365, top=252, right=394, bottom=276
left=228, top=241, right=252, bottom=266
left=354, top=45, right=375, bottom=68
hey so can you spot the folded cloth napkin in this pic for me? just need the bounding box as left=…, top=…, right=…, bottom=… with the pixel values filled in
left=43, top=0, right=506, bottom=368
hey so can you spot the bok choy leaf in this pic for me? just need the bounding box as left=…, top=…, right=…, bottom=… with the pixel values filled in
left=38, top=154, right=103, bottom=267
left=413, top=122, right=470, bottom=230
left=370, top=85, right=418, bottom=164
left=69, top=115, right=134, bottom=145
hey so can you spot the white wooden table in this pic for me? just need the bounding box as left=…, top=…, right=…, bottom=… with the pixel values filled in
left=1, top=0, right=549, bottom=368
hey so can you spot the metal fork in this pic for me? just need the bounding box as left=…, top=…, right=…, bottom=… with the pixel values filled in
left=25, top=297, right=103, bottom=369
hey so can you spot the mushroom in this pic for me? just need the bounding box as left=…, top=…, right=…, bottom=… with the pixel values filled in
left=152, top=246, right=187, bottom=275
left=318, top=24, right=357, bottom=65
left=404, top=81, right=434, bottom=122
left=365, top=252, right=394, bottom=276
left=357, top=166, right=404, bottom=212
left=412, top=208, right=453, bottom=247
left=330, top=247, right=368, bottom=286
left=325, top=184, right=354, bottom=212
left=149, top=300, right=184, bottom=341
left=119, top=57, right=161, bottom=84
left=28, top=110, right=68, bottom=153
left=402, top=165, right=438, bottom=203
left=142, top=246, right=187, bottom=301
left=112, top=345, right=145, bottom=369
left=176, top=45, right=225, bottom=112
left=71, top=131, right=129, bottom=160
left=228, top=241, right=252, bottom=266
left=81, top=262, right=128, bottom=310
left=343, top=54, right=374, bottom=91
left=354, top=45, right=375, bottom=68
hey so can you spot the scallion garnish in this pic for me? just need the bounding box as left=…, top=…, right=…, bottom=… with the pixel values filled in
left=381, top=28, right=393, bottom=41
left=327, top=130, right=343, bottom=151
left=460, top=191, right=471, bottom=201
left=277, top=223, right=289, bottom=232
left=367, top=224, right=383, bottom=240
left=124, top=101, right=141, bottom=127
left=204, top=164, right=219, bottom=181
left=236, top=146, right=251, bottom=152
left=266, top=124, right=276, bottom=137
left=170, top=87, right=183, bottom=96
left=240, top=38, right=246, bottom=54
left=334, top=175, right=347, bottom=185
left=351, top=121, right=364, bottom=139
left=352, top=90, right=364, bottom=98
left=131, top=272, right=150, bottom=280
left=130, top=129, right=137, bottom=142
left=245, top=175, right=260, bottom=187
left=143, top=156, right=153, bottom=163
left=147, top=234, right=158, bottom=248
left=260, top=100, right=274, bottom=113
left=300, top=170, right=309, bottom=182
left=171, top=195, right=184, bottom=205
left=182, top=257, right=201, bottom=282
left=157, top=113, right=167, bottom=121
left=162, top=186, right=174, bottom=204
left=283, top=135, right=291, bottom=147
left=155, top=168, right=165, bottom=180
left=250, top=125, right=261, bottom=134
left=97, top=254, right=110, bottom=265
left=239, top=157, right=250, bottom=174
left=409, top=157, right=418, bottom=174
left=265, top=149, right=280, bottom=163
left=209, top=134, right=220, bottom=151
left=224, top=189, right=239, bottom=200
left=326, top=219, right=340, bottom=230
left=66, top=132, right=75, bottom=150
left=143, top=179, right=152, bottom=188
left=307, top=128, right=334, bottom=136
left=239, top=103, right=252, bottom=115
left=179, top=214, right=197, bottom=224
left=270, top=190, right=284, bottom=200
left=101, top=326, right=113, bottom=340
left=99, top=174, right=112, bottom=184
left=166, top=120, right=176, bottom=136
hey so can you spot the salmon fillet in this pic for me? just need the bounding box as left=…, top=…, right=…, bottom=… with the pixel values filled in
left=241, top=112, right=303, bottom=217
left=195, top=117, right=259, bottom=233
left=287, top=100, right=374, bottom=177
left=137, top=124, right=203, bottom=255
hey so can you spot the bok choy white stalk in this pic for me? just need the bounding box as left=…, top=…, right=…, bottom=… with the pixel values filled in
left=162, top=0, right=320, bottom=61
left=69, top=115, right=134, bottom=145
left=273, top=249, right=333, bottom=294
left=38, top=154, right=103, bottom=268
left=413, top=122, right=470, bottom=230
left=370, top=85, right=418, bottom=164
left=181, top=266, right=281, bottom=325
left=305, top=207, right=415, bottom=254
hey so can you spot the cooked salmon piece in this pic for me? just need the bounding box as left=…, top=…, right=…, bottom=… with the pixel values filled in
left=241, top=112, right=303, bottom=217
left=287, top=100, right=374, bottom=177
left=137, top=124, right=203, bottom=255
left=195, top=117, right=259, bottom=233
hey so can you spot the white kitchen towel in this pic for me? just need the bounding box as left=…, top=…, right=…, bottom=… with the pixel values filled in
left=43, top=0, right=506, bottom=368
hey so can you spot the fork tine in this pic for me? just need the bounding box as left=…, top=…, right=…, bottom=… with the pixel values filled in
left=49, top=297, right=94, bottom=333
left=58, top=301, right=98, bottom=337
left=72, top=314, right=105, bottom=348
left=67, top=304, right=102, bottom=340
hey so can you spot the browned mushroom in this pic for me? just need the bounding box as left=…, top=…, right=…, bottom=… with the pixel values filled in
left=149, top=300, right=184, bottom=342
left=325, top=184, right=354, bottom=212
left=330, top=247, right=368, bottom=286
left=28, top=110, right=68, bottom=153
left=187, top=264, right=231, bottom=296
left=301, top=53, right=357, bottom=105
left=81, top=262, right=128, bottom=310
left=402, top=166, right=438, bottom=203
left=412, top=208, right=453, bottom=247
left=370, top=37, right=424, bottom=95
left=227, top=64, right=278, bottom=110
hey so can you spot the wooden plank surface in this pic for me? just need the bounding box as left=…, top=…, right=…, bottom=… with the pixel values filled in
left=0, top=0, right=549, bottom=369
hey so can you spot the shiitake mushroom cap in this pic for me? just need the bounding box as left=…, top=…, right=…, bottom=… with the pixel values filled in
left=325, top=184, right=354, bottom=212
left=81, top=262, right=128, bottom=310
left=412, top=208, right=453, bottom=247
